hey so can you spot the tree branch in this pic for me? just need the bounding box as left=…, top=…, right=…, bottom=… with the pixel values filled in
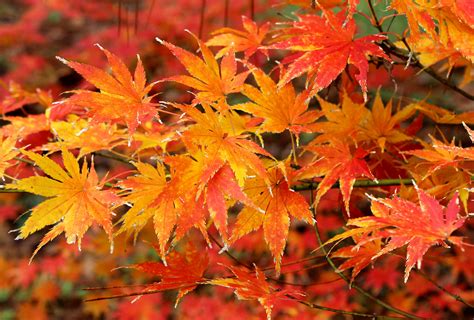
left=292, top=178, right=414, bottom=191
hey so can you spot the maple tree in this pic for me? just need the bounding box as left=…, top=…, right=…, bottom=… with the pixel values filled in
left=0, top=0, right=473, bottom=319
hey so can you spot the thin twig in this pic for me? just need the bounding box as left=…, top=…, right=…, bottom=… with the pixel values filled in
left=291, top=296, right=405, bottom=319
left=94, top=151, right=133, bottom=164
left=416, top=270, right=474, bottom=309
left=199, top=0, right=207, bottom=38
left=367, top=0, right=383, bottom=33
left=14, top=156, right=34, bottom=166
left=250, top=0, right=255, bottom=20
left=224, top=0, right=229, bottom=27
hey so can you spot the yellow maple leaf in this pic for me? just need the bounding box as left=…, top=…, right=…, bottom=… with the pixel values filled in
left=177, top=103, right=272, bottom=185
left=359, top=92, right=416, bottom=151
left=0, top=135, right=19, bottom=178
left=231, top=164, right=313, bottom=274
left=42, top=115, right=126, bottom=157
left=8, top=149, right=120, bottom=257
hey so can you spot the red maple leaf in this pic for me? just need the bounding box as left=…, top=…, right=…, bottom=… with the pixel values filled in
left=327, top=188, right=466, bottom=282
left=208, top=264, right=304, bottom=319
left=127, top=242, right=209, bottom=305
left=270, top=11, right=389, bottom=99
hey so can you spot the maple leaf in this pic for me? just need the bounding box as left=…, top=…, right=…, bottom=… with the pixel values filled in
left=269, top=11, right=389, bottom=99
left=412, top=101, right=474, bottom=124
left=463, top=122, right=474, bottom=142
left=358, top=92, right=416, bottom=151
left=117, top=161, right=175, bottom=257
left=128, top=242, right=208, bottom=305
left=310, top=92, right=369, bottom=144
left=298, top=139, right=375, bottom=214
left=231, top=164, right=313, bottom=274
left=331, top=237, right=382, bottom=283
left=396, top=36, right=472, bottom=86
left=57, top=45, right=157, bottom=133
left=1, top=81, right=52, bottom=114
left=1, top=114, right=50, bottom=140
left=403, top=136, right=474, bottom=178
left=7, top=149, right=120, bottom=256
left=195, top=161, right=252, bottom=244
left=391, top=1, right=474, bottom=62
left=236, top=67, right=321, bottom=137
left=208, top=264, right=304, bottom=320
left=0, top=135, right=19, bottom=178
left=389, top=0, right=438, bottom=41
left=178, top=103, right=271, bottom=185
left=131, top=121, right=179, bottom=154
left=119, top=153, right=253, bottom=257
left=327, top=188, right=466, bottom=282
left=157, top=33, right=249, bottom=108
left=41, top=115, right=126, bottom=157
left=206, top=16, right=270, bottom=59
left=164, top=153, right=253, bottom=245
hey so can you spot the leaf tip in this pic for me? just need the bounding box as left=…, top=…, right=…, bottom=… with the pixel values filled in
left=94, top=43, right=105, bottom=51
left=56, top=56, right=69, bottom=65
left=218, top=243, right=229, bottom=254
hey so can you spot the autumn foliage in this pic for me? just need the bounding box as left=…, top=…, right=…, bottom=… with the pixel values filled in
left=0, top=0, right=473, bottom=319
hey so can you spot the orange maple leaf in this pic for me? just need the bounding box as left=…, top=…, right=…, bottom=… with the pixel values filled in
left=236, top=67, right=321, bottom=136
left=177, top=103, right=271, bottom=185
left=157, top=33, right=249, bottom=109
left=127, top=242, right=208, bottom=306
left=270, top=11, right=389, bottom=99
left=206, top=16, right=270, bottom=59
left=391, top=1, right=474, bottom=62
left=57, top=45, right=157, bottom=133
left=327, top=188, right=466, bottom=282
left=1, top=114, right=50, bottom=140
left=359, top=92, right=416, bottom=151
left=41, top=115, right=126, bottom=157
left=231, top=165, right=313, bottom=274
left=298, top=139, right=375, bottom=214
left=117, top=161, right=176, bottom=257
left=165, top=153, right=253, bottom=245
left=8, top=149, right=119, bottom=257
left=1, top=81, right=52, bottom=114
left=404, top=135, right=474, bottom=178
left=331, top=237, right=382, bottom=283
left=412, top=101, right=474, bottom=124
left=208, top=264, right=304, bottom=319
left=119, top=152, right=253, bottom=258
left=310, top=93, right=369, bottom=145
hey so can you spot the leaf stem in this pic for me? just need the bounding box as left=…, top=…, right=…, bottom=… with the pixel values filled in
left=94, top=150, right=134, bottom=164
left=14, top=156, right=35, bottom=166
